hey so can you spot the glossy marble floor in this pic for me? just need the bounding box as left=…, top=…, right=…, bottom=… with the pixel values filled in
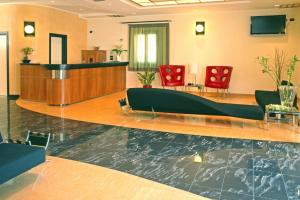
left=1, top=96, right=300, bottom=199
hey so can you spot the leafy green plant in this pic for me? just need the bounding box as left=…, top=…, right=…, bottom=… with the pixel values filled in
left=21, top=47, right=34, bottom=60
left=111, top=44, right=127, bottom=56
left=137, top=70, right=156, bottom=86
left=287, top=55, right=300, bottom=85
left=257, top=49, right=299, bottom=87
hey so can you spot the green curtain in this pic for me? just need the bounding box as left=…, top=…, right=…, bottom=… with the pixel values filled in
left=128, top=23, right=169, bottom=71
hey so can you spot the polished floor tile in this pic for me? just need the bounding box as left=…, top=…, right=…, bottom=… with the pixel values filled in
left=254, top=171, right=288, bottom=200
left=2, top=97, right=300, bottom=200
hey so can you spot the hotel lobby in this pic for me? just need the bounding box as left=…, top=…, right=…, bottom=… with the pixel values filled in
left=1, top=0, right=300, bottom=199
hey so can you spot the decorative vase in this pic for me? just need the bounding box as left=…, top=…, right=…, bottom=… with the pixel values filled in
left=116, top=55, right=121, bottom=62
left=278, top=85, right=297, bottom=107
left=22, top=59, right=31, bottom=64
left=143, top=85, right=152, bottom=88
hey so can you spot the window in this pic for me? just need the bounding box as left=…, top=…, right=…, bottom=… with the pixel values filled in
left=129, top=23, right=169, bottom=71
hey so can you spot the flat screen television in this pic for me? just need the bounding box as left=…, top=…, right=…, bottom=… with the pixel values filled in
left=251, top=15, right=286, bottom=35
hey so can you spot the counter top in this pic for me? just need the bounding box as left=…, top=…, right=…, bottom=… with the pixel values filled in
left=20, top=63, right=41, bottom=65
left=42, top=62, right=129, bottom=70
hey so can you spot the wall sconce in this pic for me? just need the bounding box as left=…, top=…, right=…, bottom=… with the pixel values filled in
left=196, top=21, right=205, bottom=35
left=24, top=21, right=35, bottom=37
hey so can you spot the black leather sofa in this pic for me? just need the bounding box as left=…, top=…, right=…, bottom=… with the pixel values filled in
left=127, top=88, right=264, bottom=120
left=0, top=133, right=46, bottom=184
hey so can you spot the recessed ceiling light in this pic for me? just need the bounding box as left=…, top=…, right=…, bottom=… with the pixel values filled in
left=130, top=0, right=230, bottom=7
left=200, top=0, right=224, bottom=2
left=155, top=1, right=176, bottom=5
left=177, top=0, right=199, bottom=4
left=274, top=4, right=280, bottom=7
left=50, top=0, right=55, bottom=3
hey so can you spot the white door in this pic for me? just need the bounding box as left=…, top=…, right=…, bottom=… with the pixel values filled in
left=0, top=34, right=7, bottom=96
left=51, top=37, right=63, bottom=64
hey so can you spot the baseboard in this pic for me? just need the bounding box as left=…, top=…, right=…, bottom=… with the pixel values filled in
left=7, top=95, right=20, bottom=100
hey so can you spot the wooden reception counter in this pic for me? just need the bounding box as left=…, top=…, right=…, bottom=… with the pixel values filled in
left=20, top=62, right=128, bottom=105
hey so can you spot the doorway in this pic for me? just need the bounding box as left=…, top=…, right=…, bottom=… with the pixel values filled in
left=0, top=32, right=9, bottom=96
left=49, top=33, right=67, bottom=64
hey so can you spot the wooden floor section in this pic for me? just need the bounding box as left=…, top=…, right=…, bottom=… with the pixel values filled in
left=17, top=90, right=300, bottom=143
left=0, top=156, right=207, bottom=200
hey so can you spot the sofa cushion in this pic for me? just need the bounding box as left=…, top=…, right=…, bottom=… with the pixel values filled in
left=0, top=143, right=45, bottom=184
left=218, top=103, right=264, bottom=120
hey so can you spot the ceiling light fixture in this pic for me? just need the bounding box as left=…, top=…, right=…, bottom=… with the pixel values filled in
left=200, top=0, right=224, bottom=2
left=130, top=0, right=228, bottom=7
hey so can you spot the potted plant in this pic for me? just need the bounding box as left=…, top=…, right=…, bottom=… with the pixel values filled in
left=21, top=47, right=34, bottom=63
left=257, top=49, right=287, bottom=89
left=257, top=49, right=299, bottom=107
left=112, top=39, right=127, bottom=62
left=137, top=70, right=156, bottom=88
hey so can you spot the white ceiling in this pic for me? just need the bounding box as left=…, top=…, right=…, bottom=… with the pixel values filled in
left=0, top=0, right=299, bottom=18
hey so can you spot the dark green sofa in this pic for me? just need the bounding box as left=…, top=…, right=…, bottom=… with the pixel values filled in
left=0, top=134, right=46, bottom=184
left=127, top=88, right=264, bottom=120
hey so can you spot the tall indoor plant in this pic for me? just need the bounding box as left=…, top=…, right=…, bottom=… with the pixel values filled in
left=278, top=55, right=299, bottom=107
left=257, top=49, right=299, bottom=107
left=21, top=47, right=34, bottom=63
left=257, top=49, right=287, bottom=88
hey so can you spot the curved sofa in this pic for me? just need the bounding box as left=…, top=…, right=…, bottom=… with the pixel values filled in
left=127, top=88, right=264, bottom=120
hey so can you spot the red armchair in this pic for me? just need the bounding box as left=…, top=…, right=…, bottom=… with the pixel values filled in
left=205, top=66, right=233, bottom=94
left=159, top=65, right=185, bottom=88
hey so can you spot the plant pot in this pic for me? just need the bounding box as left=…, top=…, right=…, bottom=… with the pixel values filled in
left=143, top=85, right=152, bottom=88
left=116, top=55, right=121, bottom=62
left=22, top=59, right=31, bottom=64
left=278, top=85, right=297, bottom=107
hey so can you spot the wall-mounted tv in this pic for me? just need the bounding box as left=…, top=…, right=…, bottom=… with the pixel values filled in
left=251, top=15, right=286, bottom=35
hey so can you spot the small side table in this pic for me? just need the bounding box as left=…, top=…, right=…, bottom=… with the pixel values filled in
left=185, top=84, right=204, bottom=94
left=265, top=107, right=300, bottom=127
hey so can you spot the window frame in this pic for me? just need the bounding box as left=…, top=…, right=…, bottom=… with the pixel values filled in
left=128, top=23, right=169, bottom=72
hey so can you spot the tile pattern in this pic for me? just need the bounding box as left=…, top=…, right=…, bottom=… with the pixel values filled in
left=1, top=97, right=300, bottom=200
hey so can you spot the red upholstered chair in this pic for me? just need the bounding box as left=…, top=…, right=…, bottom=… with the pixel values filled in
left=159, top=65, right=185, bottom=89
left=205, top=66, right=233, bottom=94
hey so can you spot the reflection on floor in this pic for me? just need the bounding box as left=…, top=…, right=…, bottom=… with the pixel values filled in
left=17, top=91, right=300, bottom=143
left=0, top=156, right=205, bottom=200
left=1, top=97, right=300, bottom=200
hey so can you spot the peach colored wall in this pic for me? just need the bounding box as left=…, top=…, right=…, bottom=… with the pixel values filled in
left=0, top=4, right=87, bottom=95
left=88, top=8, right=299, bottom=94
left=294, top=8, right=300, bottom=86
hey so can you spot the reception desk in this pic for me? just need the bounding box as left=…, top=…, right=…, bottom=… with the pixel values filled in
left=20, top=62, right=128, bottom=105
